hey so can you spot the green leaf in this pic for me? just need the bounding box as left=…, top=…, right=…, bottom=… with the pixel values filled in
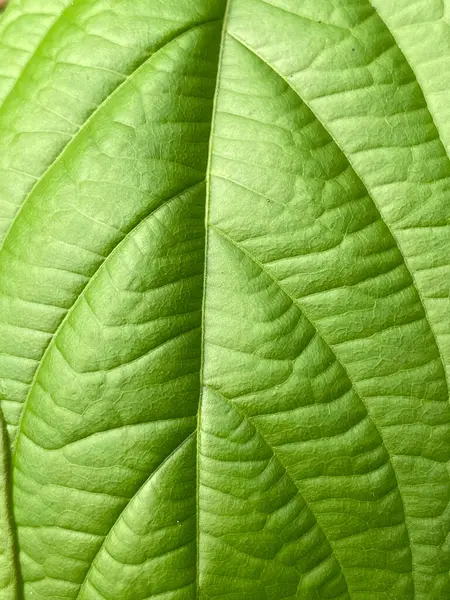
left=0, top=0, right=449, bottom=598
left=0, top=419, right=17, bottom=600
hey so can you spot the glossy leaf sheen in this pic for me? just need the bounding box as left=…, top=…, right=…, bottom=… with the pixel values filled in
left=0, top=0, right=449, bottom=599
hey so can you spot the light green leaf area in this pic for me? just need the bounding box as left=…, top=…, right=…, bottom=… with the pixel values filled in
left=0, top=0, right=449, bottom=599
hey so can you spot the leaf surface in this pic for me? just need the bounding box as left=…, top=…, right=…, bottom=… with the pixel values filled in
left=0, top=1, right=449, bottom=599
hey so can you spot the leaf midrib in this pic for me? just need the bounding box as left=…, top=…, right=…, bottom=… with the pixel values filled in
left=196, top=5, right=354, bottom=590
left=196, top=1, right=232, bottom=596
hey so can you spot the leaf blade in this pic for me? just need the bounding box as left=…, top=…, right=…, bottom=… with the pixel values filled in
left=1, top=1, right=450, bottom=598
left=205, top=16, right=450, bottom=594
left=0, top=417, right=17, bottom=600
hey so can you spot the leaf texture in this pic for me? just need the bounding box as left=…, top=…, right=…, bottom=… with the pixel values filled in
left=0, top=418, right=16, bottom=600
left=0, top=1, right=449, bottom=599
